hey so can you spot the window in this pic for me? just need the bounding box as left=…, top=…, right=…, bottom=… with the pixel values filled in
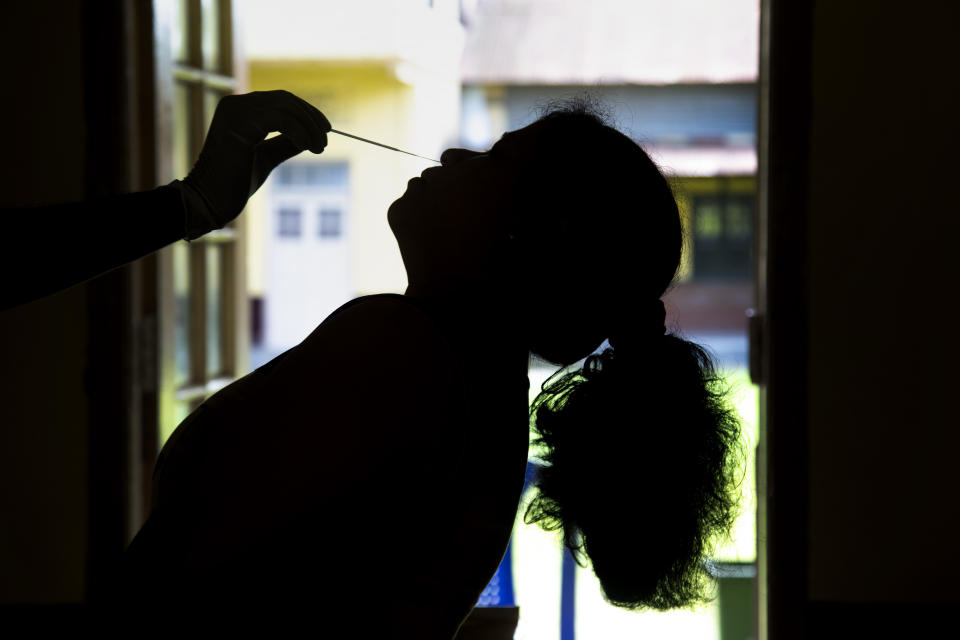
left=154, top=0, right=246, bottom=446
left=691, top=191, right=755, bottom=281
left=276, top=162, right=349, bottom=188
left=261, top=161, right=351, bottom=357
left=318, top=208, right=342, bottom=239
left=278, top=207, right=303, bottom=238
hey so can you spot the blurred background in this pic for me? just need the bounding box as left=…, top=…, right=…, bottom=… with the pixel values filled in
left=5, top=0, right=960, bottom=636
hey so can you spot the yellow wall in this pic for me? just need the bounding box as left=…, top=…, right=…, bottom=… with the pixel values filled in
left=246, top=60, right=460, bottom=298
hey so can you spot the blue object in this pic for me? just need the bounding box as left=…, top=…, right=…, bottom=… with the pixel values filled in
left=477, top=540, right=516, bottom=607
left=477, top=459, right=576, bottom=640
left=475, top=460, right=542, bottom=608
left=560, top=548, right=577, bottom=640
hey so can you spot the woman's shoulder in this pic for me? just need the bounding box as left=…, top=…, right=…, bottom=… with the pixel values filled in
left=267, top=293, right=462, bottom=424
left=321, top=292, right=426, bottom=320
left=316, top=293, right=439, bottom=334
left=296, top=293, right=451, bottom=364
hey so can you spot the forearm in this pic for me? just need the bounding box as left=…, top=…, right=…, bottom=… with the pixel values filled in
left=0, top=91, right=331, bottom=312
left=0, top=184, right=186, bottom=310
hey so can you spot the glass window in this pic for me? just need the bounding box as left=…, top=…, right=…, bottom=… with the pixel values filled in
left=161, top=400, right=195, bottom=445
left=692, top=193, right=754, bottom=280
left=205, top=244, right=224, bottom=377
left=276, top=162, right=349, bottom=187
left=172, top=82, right=192, bottom=181
left=173, top=240, right=191, bottom=386
left=159, top=0, right=240, bottom=450
left=726, top=200, right=752, bottom=239
left=204, top=88, right=223, bottom=136
left=278, top=207, right=302, bottom=238
left=304, top=164, right=324, bottom=186
left=277, top=163, right=296, bottom=186
left=318, top=208, right=342, bottom=239
left=696, top=200, right=723, bottom=239
left=316, top=163, right=349, bottom=186
left=201, top=0, right=221, bottom=72
left=172, top=0, right=190, bottom=64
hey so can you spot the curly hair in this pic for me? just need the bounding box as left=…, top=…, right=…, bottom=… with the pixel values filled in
left=525, top=338, right=743, bottom=610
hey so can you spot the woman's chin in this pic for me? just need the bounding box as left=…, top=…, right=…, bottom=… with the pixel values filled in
left=386, top=197, right=405, bottom=233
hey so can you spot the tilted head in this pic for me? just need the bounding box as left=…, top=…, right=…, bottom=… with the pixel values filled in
left=389, top=98, right=682, bottom=364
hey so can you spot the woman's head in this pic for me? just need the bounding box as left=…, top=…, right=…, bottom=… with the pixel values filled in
left=388, top=97, right=682, bottom=364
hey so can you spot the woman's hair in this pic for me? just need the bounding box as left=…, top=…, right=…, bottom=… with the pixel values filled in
left=514, top=96, right=744, bottom=610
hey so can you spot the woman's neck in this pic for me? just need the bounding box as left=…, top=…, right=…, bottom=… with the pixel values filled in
left=403, top=285, right=529, bottom=373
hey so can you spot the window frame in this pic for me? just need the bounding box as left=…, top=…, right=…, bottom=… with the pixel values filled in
left=149, top=0, right=248, bottom=467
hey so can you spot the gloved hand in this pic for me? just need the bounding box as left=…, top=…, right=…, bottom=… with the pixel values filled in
left=174, top=90, right=331, bottom=240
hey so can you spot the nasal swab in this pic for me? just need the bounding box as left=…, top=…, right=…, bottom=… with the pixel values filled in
left=330, top=129, right=441, bottom=163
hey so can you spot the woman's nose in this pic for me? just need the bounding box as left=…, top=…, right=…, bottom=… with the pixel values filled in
left=440, top=148, right=481, bottom=166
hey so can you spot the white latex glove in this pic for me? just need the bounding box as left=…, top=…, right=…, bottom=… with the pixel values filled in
left=173, top=90, right=331, bottom=240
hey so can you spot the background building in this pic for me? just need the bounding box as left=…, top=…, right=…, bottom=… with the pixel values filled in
left=241, top=0, right=465, bottom=363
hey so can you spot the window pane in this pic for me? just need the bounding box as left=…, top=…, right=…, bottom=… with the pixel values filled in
left=280, top=164, right=305, bottom=186
left=276, top=164, right=295, bottom=186
left=206, top=243, right=224, bottom=377
left=695, top=200, right=723, bottom=239
left=305, top=164, right=324, bottom=186
left=201, top=0, right=222, bottom=72
left=692, top=192, right=755, bottom=280
left=173, top=240, right=192, bottom=386
left=172, top=82, right=192, bottom=181
left=275, top=162, right=349, bottom=187
left=172, top=0, right=190, bottom=64
left=308, top=163, right=349, bottom=186
left=726, top=199, right=752, bottom=239
left=278, top=207, right=302, bottom=238
left=161, top=399, right=195, bottom=446
left=204, top=88, right=223, bottom=161
left=318, top=208, right=342, bottom=238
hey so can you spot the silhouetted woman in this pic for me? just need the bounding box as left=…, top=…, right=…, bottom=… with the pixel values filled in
left=122, top=95, right=742, bottom=638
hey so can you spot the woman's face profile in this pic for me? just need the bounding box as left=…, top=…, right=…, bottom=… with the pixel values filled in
left=388, top=125, right=535, bottom=297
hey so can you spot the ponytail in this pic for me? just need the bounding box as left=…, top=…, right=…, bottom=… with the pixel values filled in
left=524, top=333, right=743, bottom=610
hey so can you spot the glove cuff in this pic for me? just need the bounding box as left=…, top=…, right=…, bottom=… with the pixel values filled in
left=169, top=179, right=219, bottom=241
